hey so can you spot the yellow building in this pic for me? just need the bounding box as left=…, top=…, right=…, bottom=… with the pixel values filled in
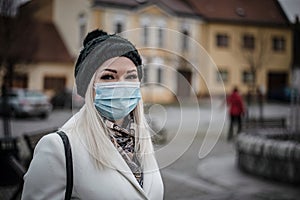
left=192, top=0, right=292, bottom=97
left=2, top=0, right=75, bottom=98
left=88, top=1, right=205, bottom=103
left=87, top=0, right=292, bottom=101
left=3, top=0, right=291, bottom=103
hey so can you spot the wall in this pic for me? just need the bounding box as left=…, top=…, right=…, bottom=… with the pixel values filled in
left=53, top=0, right=92, bottom=58
left=91, top=5, right=204, bottom=103
left=201, top=23, right=292, bottom=95
left=17, top=62, right=74, bottom=97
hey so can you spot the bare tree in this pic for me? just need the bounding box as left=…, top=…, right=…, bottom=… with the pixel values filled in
left=0, top=0, right=38, bottom=137
left=243, top=31, right=269, bottom=93
left=237, top=30, right=270, bottom=121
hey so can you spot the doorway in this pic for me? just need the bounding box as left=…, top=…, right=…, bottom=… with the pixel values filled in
left=267, top=72, right=288, bottom=101
left=177, top=69, right=192, bottom=97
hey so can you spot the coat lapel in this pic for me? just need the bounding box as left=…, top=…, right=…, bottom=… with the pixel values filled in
left=142, top=154, right=160, bottom=197
left=114, top=153, right=158, bottom=199
left=142, top=166, right=154, bottom=197
left=109, top=142, right=148, bottom=199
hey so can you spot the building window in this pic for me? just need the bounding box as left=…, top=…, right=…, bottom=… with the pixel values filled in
left=182, top=29, right=189, bottom=51
left=242, top=34, right=255, bottom=50
left=242, top=71, right=254, bottom=84
left=272, top=36, right=285, bottom=52
left=216, top=34, right=229, bottom=47
left=217, top=70, right=228, bottom=83
left=152, top=57, right=163, bottom=84
left=143, top=25, right=149, bottom=46
left=158, top=27, right=164, bottom=47
left=12, top=74, right=28, bottom=88
left=157, top=67, right=163, bottom=84
left=78, top=13, right=87, bottom=47
left=143, top=67, right=148, bottom=83
left=44, top=76, right=66, bottom=93
left=115, top=22, right=123, bottom=33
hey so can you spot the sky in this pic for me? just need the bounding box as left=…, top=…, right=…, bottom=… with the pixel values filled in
left=278, top=0, right=300, bottom=23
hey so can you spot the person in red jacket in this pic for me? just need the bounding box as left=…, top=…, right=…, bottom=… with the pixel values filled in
left=226, top=86, right=245, bottom=141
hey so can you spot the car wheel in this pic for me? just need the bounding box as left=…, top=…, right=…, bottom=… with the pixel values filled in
left=10, top=108, right=17, bottom=118
left=39, top=113, right=49, bottom=119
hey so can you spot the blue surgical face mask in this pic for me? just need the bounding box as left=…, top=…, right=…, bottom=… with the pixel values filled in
left=94, top=82, right=141, bottom=121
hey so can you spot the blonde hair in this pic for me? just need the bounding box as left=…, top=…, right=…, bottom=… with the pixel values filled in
left=61, top=74, right=154, bottom=170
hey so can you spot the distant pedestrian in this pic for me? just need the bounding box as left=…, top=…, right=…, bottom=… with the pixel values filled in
left=226, top=86, right=245, bottom=141
left=21, top=29, right=164, bottom=199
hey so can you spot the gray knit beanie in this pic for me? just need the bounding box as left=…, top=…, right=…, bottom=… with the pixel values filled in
left=74, top=29, right=142, bottom=98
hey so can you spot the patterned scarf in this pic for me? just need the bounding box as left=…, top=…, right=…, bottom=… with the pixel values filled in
left=104, top=114, right=144, bottom=188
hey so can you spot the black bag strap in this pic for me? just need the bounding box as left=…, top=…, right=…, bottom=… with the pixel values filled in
left=57, top=131, right=73, bottom=200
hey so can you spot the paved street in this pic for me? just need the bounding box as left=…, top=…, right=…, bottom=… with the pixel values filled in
left=160, top=136, right=300, bottom=200
left=0, top=109, right=73, bottom=138
left=1, top=101, right=299, bottom=199
left=150, top=100, right=299, bottom=200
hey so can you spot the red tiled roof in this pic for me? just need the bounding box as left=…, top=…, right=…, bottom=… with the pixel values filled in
left=94, top=0, right=140, bottom=7
left=0, top=19, right=73, bottom=64
left=187, top=0, right=289, bottom=25
left=187, top=0, right=288, bottom=24
left=33, top=21, right=73, bottom=63
left=93, top=0, right=198, bottom=17
left=93, top=0, right=289, bottom=25
left=158, top=0, right=197, bottom=17
left=93, top=0, right=141, bottom=9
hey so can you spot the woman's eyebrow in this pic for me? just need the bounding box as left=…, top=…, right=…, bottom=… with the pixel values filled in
left=103, top=69, right=117, bottom=73
left=127, top=69, right=137, bottom=74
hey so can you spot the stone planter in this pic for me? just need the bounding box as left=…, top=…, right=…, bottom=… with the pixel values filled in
left=236, top=128, right=300, bottom=184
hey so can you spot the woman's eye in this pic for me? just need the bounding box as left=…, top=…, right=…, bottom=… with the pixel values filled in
left=126, top=74, right=138, bottom=80
left=100, top=74, right=114, bottom=80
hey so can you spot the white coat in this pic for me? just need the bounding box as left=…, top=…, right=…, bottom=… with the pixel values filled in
left=21, top=131, right=164, bottom=199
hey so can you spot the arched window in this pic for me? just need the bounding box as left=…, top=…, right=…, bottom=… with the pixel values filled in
left=115, top=22, right=123, bottom=33
left=143, top=25, right=149, bottom=46
left=182, top=29, right=189, bottom=51
left=141, top=17, right=151, bottom=46
left=158, top=27, right=164, bottom=47
left=157, top=20, right=166, bottom=48
left=153, top=57, right=164, bottom=84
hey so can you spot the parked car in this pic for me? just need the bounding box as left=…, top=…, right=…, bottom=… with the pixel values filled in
left=0, top=88, right=52, bottom=119
left=51, top=89, right=84, bottom=109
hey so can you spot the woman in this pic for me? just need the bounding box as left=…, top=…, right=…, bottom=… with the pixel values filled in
left=21, top=30, right=164, bottom=199
left=226, top=86, right=245, bottom=141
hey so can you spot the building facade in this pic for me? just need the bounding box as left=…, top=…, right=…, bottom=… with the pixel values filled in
left=88, top=0, right=204, bottom=103
left=194, top=0, right=292, bottom=98
left=3, top=0, right=292, bottom=103
left=1, top=0, right=75, bottom=98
